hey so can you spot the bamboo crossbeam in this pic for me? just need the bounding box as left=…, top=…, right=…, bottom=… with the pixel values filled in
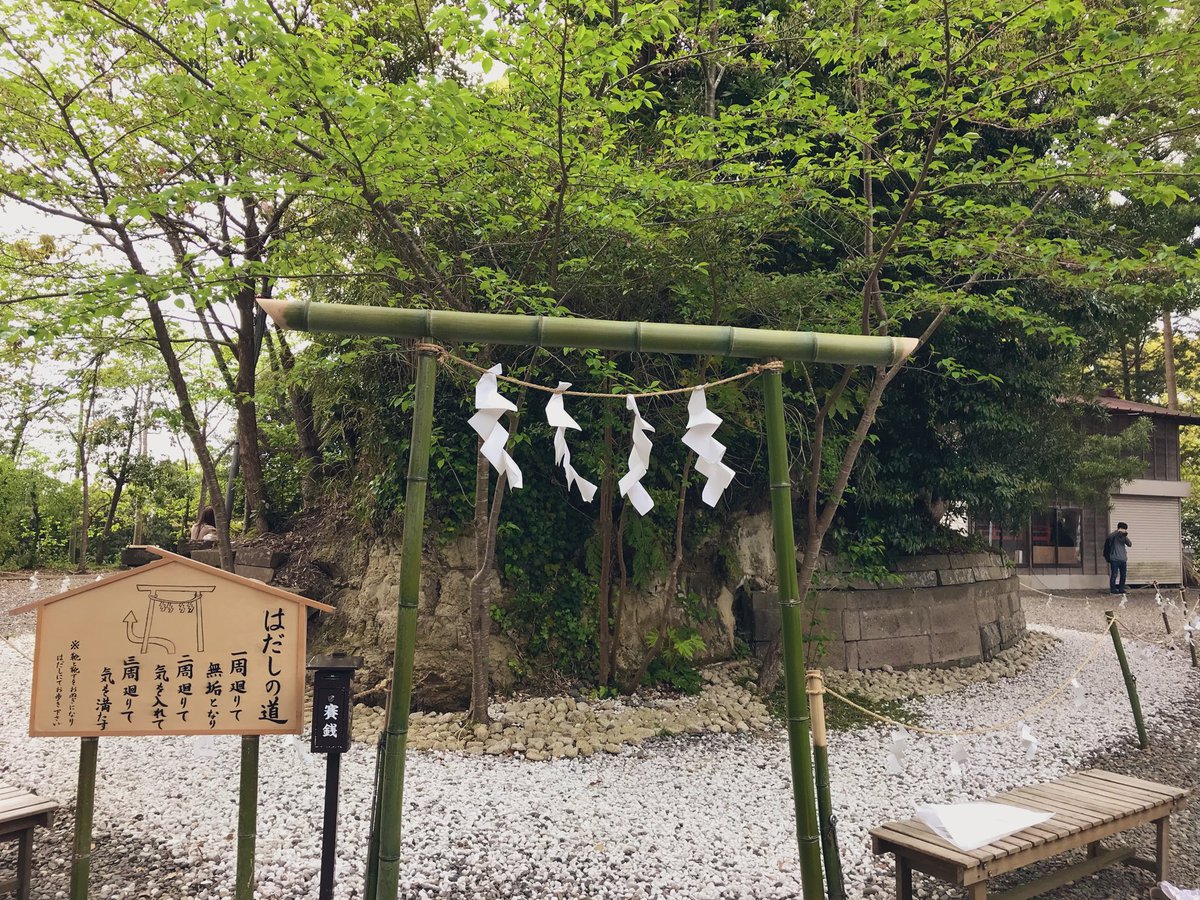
left=259, top=299, right=919, bottom=366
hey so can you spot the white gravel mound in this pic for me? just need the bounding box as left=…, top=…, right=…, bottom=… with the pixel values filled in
left=0, top=624, right=1193, bottom=899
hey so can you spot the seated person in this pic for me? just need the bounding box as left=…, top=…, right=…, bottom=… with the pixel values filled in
left=190, top=506, right=218, bottom=543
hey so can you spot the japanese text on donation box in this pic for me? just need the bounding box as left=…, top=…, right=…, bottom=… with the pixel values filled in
left=29, top=569, right=307, bottom=737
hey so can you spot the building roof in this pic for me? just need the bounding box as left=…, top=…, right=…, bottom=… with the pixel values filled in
left=9, top=546, right=335, bottom=615
left=1096, top=395, right=1200, bottom=425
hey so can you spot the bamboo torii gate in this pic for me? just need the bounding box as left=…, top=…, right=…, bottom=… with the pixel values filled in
left=260, top=298, right=918, bottom=900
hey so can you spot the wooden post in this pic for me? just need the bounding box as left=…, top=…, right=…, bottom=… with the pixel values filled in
left=806, top=670, right=845, bottom=900
left=372, top=346, right=439, bottom=900
left=1106, top=611, right=1150, bottom=750
left=69, top=737, right=98, bottom=900
left=1181, top=589, right=1198, bottom=669
left=235, top=735, right=259, bottom=900
left=1154, top=581, right=1171, bottom=634
left=762, top=369, right=824, bottom=900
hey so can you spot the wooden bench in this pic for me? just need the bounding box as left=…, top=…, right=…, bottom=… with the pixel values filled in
left=871, top=769, right=1190, bottom=900
left=0, top=784, right=58, bottom=900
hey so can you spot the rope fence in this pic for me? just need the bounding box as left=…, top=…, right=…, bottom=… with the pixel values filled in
left=821, top=615, right=1129, bottom=738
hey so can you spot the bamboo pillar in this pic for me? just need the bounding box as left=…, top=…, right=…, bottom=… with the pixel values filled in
left=69, top=737, right=99, bottom=900
left=1106, top=611, right=1150, bottom=750
left=373, top=346, right=439, bottom=900
left=235, top=735, right=259, bottom=900
left=806, top=670, right=845, bottom=900
left=1183, top=590, right=1199, bottom=669
left=762, top=369, right=824, bottom=900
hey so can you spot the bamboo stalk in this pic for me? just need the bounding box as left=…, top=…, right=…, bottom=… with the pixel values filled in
left=69, top=737, right=99, bottom=900
left=258, top=299, right=919, bottom=367
left=235, top=735, right=259, bottom=900
left=373, top=348, right=439, bottom=900
left=806, top=670, right=845, bottom=900
left=1184, top=589, right=1199, bottom=669
left=1154, top=581, right=1172, bottom=634
left=1106, top=611, right=1150, bottom=750
left=762, top=370, right=824, bottom=900
left=364, top=732, right=386, bottom=899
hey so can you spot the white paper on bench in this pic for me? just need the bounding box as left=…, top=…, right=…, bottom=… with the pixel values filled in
left=914, top=802, right=1053, bottom=852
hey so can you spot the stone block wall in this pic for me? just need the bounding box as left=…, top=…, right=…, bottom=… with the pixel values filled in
left=746, top=551, right=1024, bottom=671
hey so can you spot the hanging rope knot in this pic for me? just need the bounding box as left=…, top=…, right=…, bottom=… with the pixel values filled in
left=412, top=341, right=445, bottom=356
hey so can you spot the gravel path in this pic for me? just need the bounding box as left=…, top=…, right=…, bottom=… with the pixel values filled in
left=1, top=575, right=1197, bottom=899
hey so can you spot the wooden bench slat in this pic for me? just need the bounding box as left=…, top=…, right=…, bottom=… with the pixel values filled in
left=1013, top=784, right=1133, bottom=819
left=993, top=794, right=1093, bottom=831
left=1068, top=771, right=1185, bottom=804
left=1051, top=773, right=1163, bottom=805
left=871, top=822, right=986, bottom=868
left=1038, top=782, right=1163, bottom=820
left=0, top=796, right=59, bottom=819
left=999, top=787, right=1116, bottom=826
left=1080, top=769, right=1190, bottom=800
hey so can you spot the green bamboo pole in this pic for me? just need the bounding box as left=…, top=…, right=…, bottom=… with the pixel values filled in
left=235, top=735, right=260, bottom=900
left=364, top=731, right=387, bottom=899
left=259, top=299, right=918, bottom=367
left=69, top=737, right=99, bottom=900
left=762, top=369, right=824, bottom=900
left=806, top=670, right=845, bottom=900
left=374, top=346, right=439, bottom=900
left=1106, top=611, right=1150, bottom=750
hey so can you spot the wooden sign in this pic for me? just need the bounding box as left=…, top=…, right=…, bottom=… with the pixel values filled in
left=11, top=548, right=333, bottom=737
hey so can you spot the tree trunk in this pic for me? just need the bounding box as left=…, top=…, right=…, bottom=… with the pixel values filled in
left=234, top=290, right=269, bottom=533
left=596, top=423, right=616, bottom=688
left=144, top=298, right=234, bottom=570
left=622, top=457, right=691, bottom=694
left=1163, top=310, right=1179, bottom=411
left=275, top=327, right=324, bottom=509
left=100, top=387, right=140, bottom=560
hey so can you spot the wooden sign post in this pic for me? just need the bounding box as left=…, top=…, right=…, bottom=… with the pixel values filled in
left=11, top=547, right=333, bottom=899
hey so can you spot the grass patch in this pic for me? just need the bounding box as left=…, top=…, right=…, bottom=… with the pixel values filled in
left=766, top=686, right=922, bottom=732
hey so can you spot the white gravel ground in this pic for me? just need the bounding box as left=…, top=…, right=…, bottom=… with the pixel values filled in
left=2, top=586, right=1197, bottom=898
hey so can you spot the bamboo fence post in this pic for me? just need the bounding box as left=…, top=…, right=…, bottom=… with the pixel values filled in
left=373, top=346, right=439, bottom=900
left=1183, top=589, right=1199, bottom=669
left=762, top=369, right=824, bottom=900
left=1106, top=611, right=1150, bottom=750
left=1154, top=581, right=1172, bottom=635
left=235, top=735, right=260, bottom=900
left=806, top=670, right=845, bottom=900
left=364, top=733, right=387, bottom=899
left=69, top=736, right=99, bottom=900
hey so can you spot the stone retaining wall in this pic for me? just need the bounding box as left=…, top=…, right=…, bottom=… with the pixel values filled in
left=745, top=551, right=1025, bottom=670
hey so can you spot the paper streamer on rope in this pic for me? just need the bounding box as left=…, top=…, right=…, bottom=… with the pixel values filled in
left=681, top=388, right=735, bottom=506
left=1156, top=591, right=1165, bottom=608
left=885, top=729, right=908, bottom=775
left=546, top=383, right=597, bottom=502
left=1119, top=593, right=1129, bottom=609
left=27, top=571, right=38, bottom=594
left=618, top=396, right=655, bottom=515
left=1185, top=616, right=1199, bottom=647
left=1016, top=720, right=1038, bottom=759
left=468, top=364, right=523, bottom=490
left=191, top=735, right=220, bottom=759
left=1070, top=677, right=1086, bottom=710
left=58, top=576, right=69, bottom=594
left=949, top=740, right=970, bottom=778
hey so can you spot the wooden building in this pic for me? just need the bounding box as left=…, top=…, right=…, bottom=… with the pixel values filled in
left=974, top=395, right=1198, bottom=589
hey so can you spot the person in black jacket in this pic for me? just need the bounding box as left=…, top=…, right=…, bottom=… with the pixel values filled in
left=1103, top=522, right=1132, bottom=595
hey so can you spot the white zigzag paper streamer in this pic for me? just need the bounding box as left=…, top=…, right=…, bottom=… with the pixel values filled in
left=1016, top=720, right=1038, bottom=759
left=467, top=364, right=523, bottom=489
left=618, top=396, right=655, bottom=515
left=949, top=740, right=970, bottom=778
left=1185, top=616, right=1199, bottom=647
left=546, top=383, right=597, bottom=502
left=681, top=387, right=735, bottom=507
left=885, top=729, right=908, bottom=775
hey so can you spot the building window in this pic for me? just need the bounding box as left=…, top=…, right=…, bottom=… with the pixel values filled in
left=1031, top=507, right=1082, bottom=567
left=972, top=520, right=1027, bottom=565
